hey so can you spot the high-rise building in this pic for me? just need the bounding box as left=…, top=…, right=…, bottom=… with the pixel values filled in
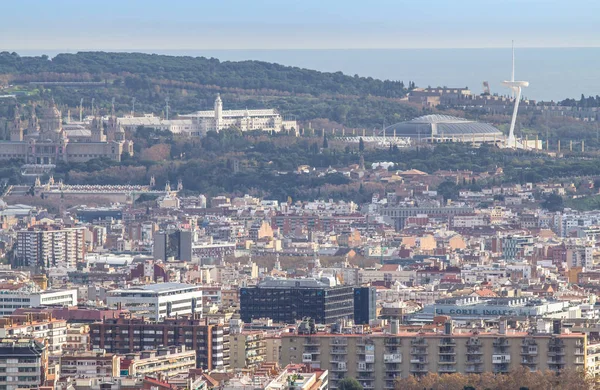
left=0, top=338, right=47, bottom=390
left=240, top=278, right=354, bottom=324
left=280, top=323, right=587, bottom=390
left=353, top=287, right=377, bottom=325
left=153, top=230, right=192, bottom=261
left=89, top=316, right=229, bottom=371
left=15, top=225, right=86, bottom=268
left=106, top=283, right=202, bottom=321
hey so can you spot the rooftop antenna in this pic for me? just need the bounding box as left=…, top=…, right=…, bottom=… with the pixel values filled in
left=511, top=40, right=515, bottom=83
left=131, top=97, right=136, bottom=116
left=165, top=96, right=170, bottom=120
left=79, top=98, right=83, bottom=122
left=502, top=41, right=529, bottom=148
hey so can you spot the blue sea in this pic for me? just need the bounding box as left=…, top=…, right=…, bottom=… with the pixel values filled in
left=16, top=48, right=600, bottom=102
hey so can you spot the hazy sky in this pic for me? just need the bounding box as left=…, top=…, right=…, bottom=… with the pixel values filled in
left=3, top=0, right=599, bottom=50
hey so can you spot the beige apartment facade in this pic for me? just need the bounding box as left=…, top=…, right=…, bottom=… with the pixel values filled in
left=281, top=329, right=587, bottom=390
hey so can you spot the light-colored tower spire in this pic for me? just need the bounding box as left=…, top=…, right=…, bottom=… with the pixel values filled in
left=214, top=94, right=223, bottom=132
left=503, top=41, right=529, bottom=148
left=511, top=40, right=515, bottom=83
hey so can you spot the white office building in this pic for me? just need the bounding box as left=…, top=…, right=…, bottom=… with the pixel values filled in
left=181, top=94, right=297, bottom=134
left=0, top=286, right=78, bottom=317
left=106, top=282, right=203, bottom=321
left=117, top=95, right=297, bottom=137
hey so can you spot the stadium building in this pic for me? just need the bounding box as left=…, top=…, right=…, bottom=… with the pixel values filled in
left=384, top=114, right=503, bottom=143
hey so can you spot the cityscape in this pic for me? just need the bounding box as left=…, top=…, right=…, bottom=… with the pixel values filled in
left=2, top=1, right=600, bottom=390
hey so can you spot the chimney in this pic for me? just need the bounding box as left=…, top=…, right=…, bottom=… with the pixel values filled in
left=390, top=319, right=400, bottom=335
left=444, top=320, right=454, bottom=336
left=553, top=320, right=562, bottom=335
left=499, top=319, right=507, bottom=335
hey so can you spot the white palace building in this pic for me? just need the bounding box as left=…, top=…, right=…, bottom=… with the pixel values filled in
left=118, top=94, right=297, bottom=137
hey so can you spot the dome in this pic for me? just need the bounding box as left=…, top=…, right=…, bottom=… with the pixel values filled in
left=384, top=114, right=502, bottom=139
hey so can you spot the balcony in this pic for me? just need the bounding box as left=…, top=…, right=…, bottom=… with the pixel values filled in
left=385, top=363, right=402, bottom=372
left=357, top=364, right=375, bottom=373
left=438, top=357, right=456, bottom=364
left=466, top=365, right=483, bottom=373
left=521, top=347, right=538, bottom=356
left=492, top=354, right=511, bottom=364
left=438, top=365, right=457, bottom=373
left=410, top=358, right=428, bottom=364
left=548, top=359, right=566, bottom=365
left=521, top=358, right=537, bottom=365
left=547, top=349, right=565, bottom=357
left=466, top=348, right=483, bottom=355
left=383, top=354, right=402, bottom=363
left=330, top=363, right=348, bottom=372
left=439, top=338, right=456, bottom=346
left=410, top=364, right=429, bottom=373
left=332, top=338, right=348, bottom=346
left=304, top=338, right=320, bottom=346
left=331, top=347, right=348, bottom=354
left=467, top=338, right=482, bottom=346
left=438, top=347, right=456, bottom=355
left=411, top=338, right=428, bottom=346
left=493, top=338, right=510, bottom=347
left=493, top=363, right=510, bottom=374
left=411, top=347, right=428, bottom=355
left=385, top=338, right=402, bottom=346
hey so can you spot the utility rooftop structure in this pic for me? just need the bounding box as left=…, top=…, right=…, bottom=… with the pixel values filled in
left=383, top=114, right=503, bottom=143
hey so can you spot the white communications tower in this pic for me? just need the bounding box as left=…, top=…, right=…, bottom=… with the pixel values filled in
left=502, top=41, right=529, bottom=148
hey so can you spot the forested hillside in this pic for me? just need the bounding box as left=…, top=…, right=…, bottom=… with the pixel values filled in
left=0, top=51, right=421, bottom=129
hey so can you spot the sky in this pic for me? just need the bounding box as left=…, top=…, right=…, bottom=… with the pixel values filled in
left=3, top=0, right=600, bottom=51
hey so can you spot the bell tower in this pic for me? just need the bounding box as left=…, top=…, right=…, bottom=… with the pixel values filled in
left=91, top=117, right=106, bottom=142
left=214, top=94, right=223, bottom=132
left=9, top=105, right=23, bottom=142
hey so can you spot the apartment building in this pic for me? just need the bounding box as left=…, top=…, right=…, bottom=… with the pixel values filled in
left=123, top=346, right=196, bottom=378
left=60, top=350, right=120, bottom=379
left=229, top=331, right=267, bottom=370
left=106, top=282, right=202, bottom=321
left=64, top=324, right=90, bottom=353
left=0, top=338, right=47, bottom=390
left=89, top=316, right=229, bottom=371
left=15, top=225, right=85, bottom=268
left=0, top=312, right=67, bottom=354
left=280, top=321, right=587, bottom=390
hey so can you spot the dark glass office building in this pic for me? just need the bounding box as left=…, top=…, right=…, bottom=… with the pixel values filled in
left=153, top=229, right=192, bottom=261
left=353, top=286, right=377, bottom=325
left=240, top=277, right=354, bottom=324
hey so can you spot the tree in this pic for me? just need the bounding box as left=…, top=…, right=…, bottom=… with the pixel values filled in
left=337, top=377, right=363, bottom=390
left=542, top=193, right=564, bottom=212
left=359, top=137, right=365, bottom=152
left=323, top=134, right=329, bottom=149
